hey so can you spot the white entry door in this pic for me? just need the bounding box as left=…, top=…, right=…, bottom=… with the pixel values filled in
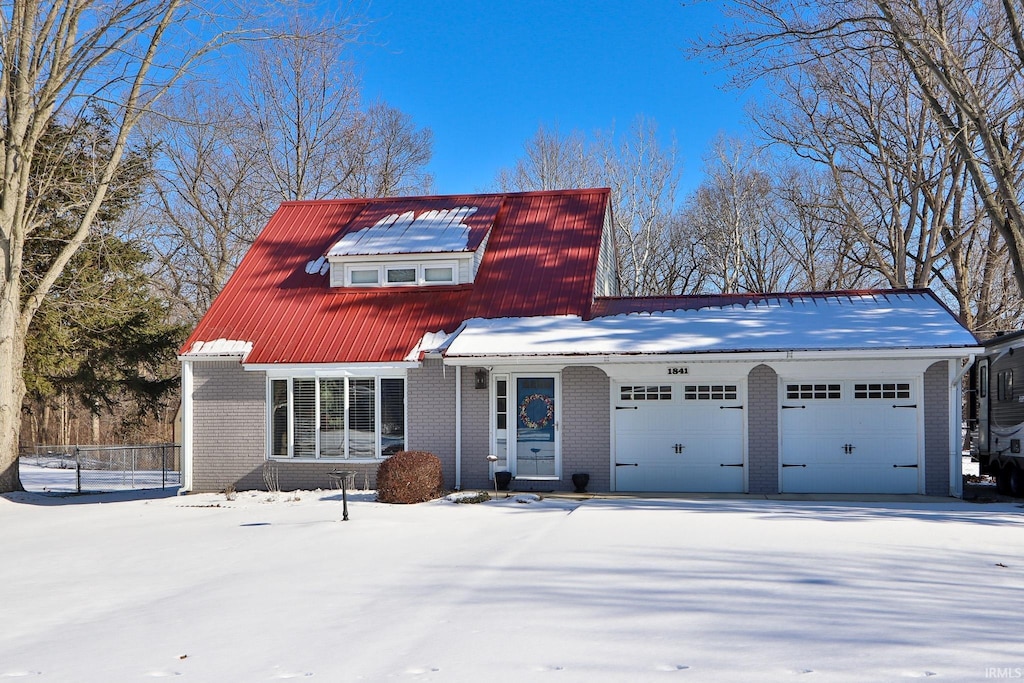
left=780, top=380, right=921, bottom=493
left=614, top=383, right=745, bottom=492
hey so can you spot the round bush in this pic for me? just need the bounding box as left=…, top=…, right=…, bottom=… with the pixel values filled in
left=376, top=450, right=444, bottom=504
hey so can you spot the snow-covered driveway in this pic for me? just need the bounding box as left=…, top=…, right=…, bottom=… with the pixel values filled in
left=1, top=490, right=1022, bottom=682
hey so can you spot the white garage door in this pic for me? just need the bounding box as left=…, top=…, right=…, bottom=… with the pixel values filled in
left=780, top=380, right=920, bottom=493
left=614, top=382, right=745, bottom=492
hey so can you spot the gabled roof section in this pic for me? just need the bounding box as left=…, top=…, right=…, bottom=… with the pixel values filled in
left=465, top=189, right=610, bottom=318
left=326, top=197, right=501, bottom=257
left=180, top=189, right=612, bottom=364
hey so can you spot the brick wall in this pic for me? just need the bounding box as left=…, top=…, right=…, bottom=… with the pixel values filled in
left=459, top=367, right=491, bottom=490
left=561, top=366, right=611, bottom=492
left=924, top=360, right=951, bottom=496
left=191, top=361, right=266, bottom=492
left=747, top=364, right=779, bottom=494
left=407, top=358, right=457, bottom=488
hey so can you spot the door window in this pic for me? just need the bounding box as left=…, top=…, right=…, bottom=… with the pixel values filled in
left=516, top=377, right=556, bottom=477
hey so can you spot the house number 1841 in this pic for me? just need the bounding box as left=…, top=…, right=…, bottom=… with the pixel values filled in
left=667, top=367, right=689, bottom=375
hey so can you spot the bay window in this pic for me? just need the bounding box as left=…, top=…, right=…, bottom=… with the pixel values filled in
left=269, top=376, right=406, bottom=459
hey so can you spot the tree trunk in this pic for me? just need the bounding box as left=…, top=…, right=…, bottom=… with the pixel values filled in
left=0, top=298, right=27, bottom=492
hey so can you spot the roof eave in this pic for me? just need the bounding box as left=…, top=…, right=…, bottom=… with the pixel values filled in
left=442, top=346, right=983, bottom=366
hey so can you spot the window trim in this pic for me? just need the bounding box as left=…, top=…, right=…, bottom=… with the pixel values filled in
left=346, top=265, right=382, bottom=286
left=344, top=260, right=459, bottom=287
left=267, top=375, right=407, bottom=461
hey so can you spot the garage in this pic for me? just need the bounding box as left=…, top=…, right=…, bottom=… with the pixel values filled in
left=614, top=381, right=745, bottom=492
left=780, top=379, right=921, bottom=493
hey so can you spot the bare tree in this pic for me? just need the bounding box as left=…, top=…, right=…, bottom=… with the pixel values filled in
left=144, top=19, right=433, bottom=323
left=494, top=124, right=602, bottom=192
left=244, top=14, right=363, bottom=201
left=598, top=116, right=683, bottom=296
left=341, top=101, right=434, bottom=198
left=141, top=85, right=272, bottom=322
left=696, top=0, right=1024, bottom=301
left=0, top=0, right=246, bottom=492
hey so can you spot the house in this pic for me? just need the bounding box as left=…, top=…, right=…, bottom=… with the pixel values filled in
left=179, top=189, right=981, bottom=496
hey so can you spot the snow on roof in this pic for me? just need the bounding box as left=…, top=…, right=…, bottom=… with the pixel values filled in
left=327, top=206, right=479, bottom=257
left=444, top=293, right=979, bottom=358
left=404, top=330, right=456, bottom=361
left=183, top=338, right=254, bottom=358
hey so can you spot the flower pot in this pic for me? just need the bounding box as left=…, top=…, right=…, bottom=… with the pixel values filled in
left=571, top=472, right=590, bottom=493
left=495, top=470, right=513, bottom=491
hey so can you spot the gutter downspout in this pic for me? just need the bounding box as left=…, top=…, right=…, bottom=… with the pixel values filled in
left=180, top=359, right=193, bottom=493
left=455, top=365, right=462, bottom=490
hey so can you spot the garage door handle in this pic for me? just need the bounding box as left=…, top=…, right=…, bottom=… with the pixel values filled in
left=782, top=405, right=806, bottom=409
left=893, top=464, right=919, bottom=468
left=782, top=463, right=807, bottom=468
left=615, top=406, right=638, bottom=410
left=892, top=404, right=917, bottom=409
left=720, top=463, right=744, bottom=467
left=615, top=462, right=638, bottom=467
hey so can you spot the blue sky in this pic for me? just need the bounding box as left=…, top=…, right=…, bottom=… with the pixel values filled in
left=357, top=1, right=757, bottom=198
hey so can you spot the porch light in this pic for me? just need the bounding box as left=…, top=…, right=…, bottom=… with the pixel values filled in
left=475, top=369, right=488, bottom=389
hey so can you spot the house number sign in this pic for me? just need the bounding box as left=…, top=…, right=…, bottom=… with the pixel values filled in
left=667, top=367, right=689, bottom=375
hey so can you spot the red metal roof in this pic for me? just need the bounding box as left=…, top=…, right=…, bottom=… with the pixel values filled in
left=181, top=189, right=611, bottom=364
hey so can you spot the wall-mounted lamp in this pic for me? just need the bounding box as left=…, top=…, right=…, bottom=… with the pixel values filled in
left=475, top=369, right=488, bottom=389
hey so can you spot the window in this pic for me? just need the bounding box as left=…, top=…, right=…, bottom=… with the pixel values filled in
left=620, top=385, right=672, bottom=401
left=786, top=384, right=841, bottom=400
left=998, top=370, right=1014, bottom=402
left=268, top=376, right=405, bottom=459
left=423, top=265, right=455, bottom=283
left=979, top=364, right=988, bottom=399
left=341, top=261, right=458, bottom=287
left=348, top=268, right=380, bottom=285
left=386, top=266, right=416, bottom=284
left=684, top=384, right=737, bottom=401
left=491, top=376, right=509, bottom=478
left=854, top=382, right=910, bottom=399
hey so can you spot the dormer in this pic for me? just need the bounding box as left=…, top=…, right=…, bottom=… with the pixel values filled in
left=323, top=198, right=502, bottom=288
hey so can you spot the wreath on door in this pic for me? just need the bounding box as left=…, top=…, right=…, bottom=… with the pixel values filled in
left=518, top=393, right=554, bottom=429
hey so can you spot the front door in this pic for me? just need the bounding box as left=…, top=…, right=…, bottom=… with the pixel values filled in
left=513, top=376, right=558, bottom=478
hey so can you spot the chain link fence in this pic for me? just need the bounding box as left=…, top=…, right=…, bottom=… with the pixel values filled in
left=19, top=444, right=181, bottom=493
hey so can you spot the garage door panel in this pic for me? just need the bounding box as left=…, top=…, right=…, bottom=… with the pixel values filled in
left=783, top=463, right=919, bottom=493
left=780, top=379, right=921, bottom=494
left=615, top=382, right=745, bottom=492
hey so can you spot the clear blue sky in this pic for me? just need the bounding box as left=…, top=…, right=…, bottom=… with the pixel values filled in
left=357, top=1, right=756, bottom=198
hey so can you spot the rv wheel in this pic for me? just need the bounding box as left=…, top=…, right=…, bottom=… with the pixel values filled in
left=996, top=467, right=1015, bottom=496
left=1008, top=467, right=1024, bottom=498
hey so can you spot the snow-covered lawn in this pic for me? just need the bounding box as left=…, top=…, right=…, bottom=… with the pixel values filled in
left=2, top=488, right=1022, bottom=682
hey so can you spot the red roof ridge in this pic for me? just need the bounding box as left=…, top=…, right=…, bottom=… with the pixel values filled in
left=277, top=187, right=612, bottom=207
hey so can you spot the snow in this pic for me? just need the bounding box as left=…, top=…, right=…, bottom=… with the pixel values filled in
left=2, top=486, right=1023, bottom=681
left=304, top=256, right=329, bottom=276
left=404, top=329, right=455, bottom=361
left=444, top=294, right=979, bottom=358
left=182, top=338, right=253, bottom=358
left=327, top=206, right=479, bottom=256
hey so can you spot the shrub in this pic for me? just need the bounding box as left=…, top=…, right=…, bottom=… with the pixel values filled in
left=376, top=450, right=444, bottom=504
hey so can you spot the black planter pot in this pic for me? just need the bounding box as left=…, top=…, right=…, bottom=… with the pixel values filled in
left=571, top=472, right=590, bottom=493
left=495, top=470, right=513, bottom=491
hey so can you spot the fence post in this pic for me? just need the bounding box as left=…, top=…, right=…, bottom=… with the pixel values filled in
left=161, top=445, right=167, bottom=489
left=75, top=446, right=81, bottom=494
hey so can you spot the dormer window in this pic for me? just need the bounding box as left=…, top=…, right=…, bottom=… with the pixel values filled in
left=348, top=267, right=380, bottom=285
left=386, top=266, right=416, bottom=284
left=324, top=202, right=499, bottom=289
left=341, top=261, right=459, bottom=287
